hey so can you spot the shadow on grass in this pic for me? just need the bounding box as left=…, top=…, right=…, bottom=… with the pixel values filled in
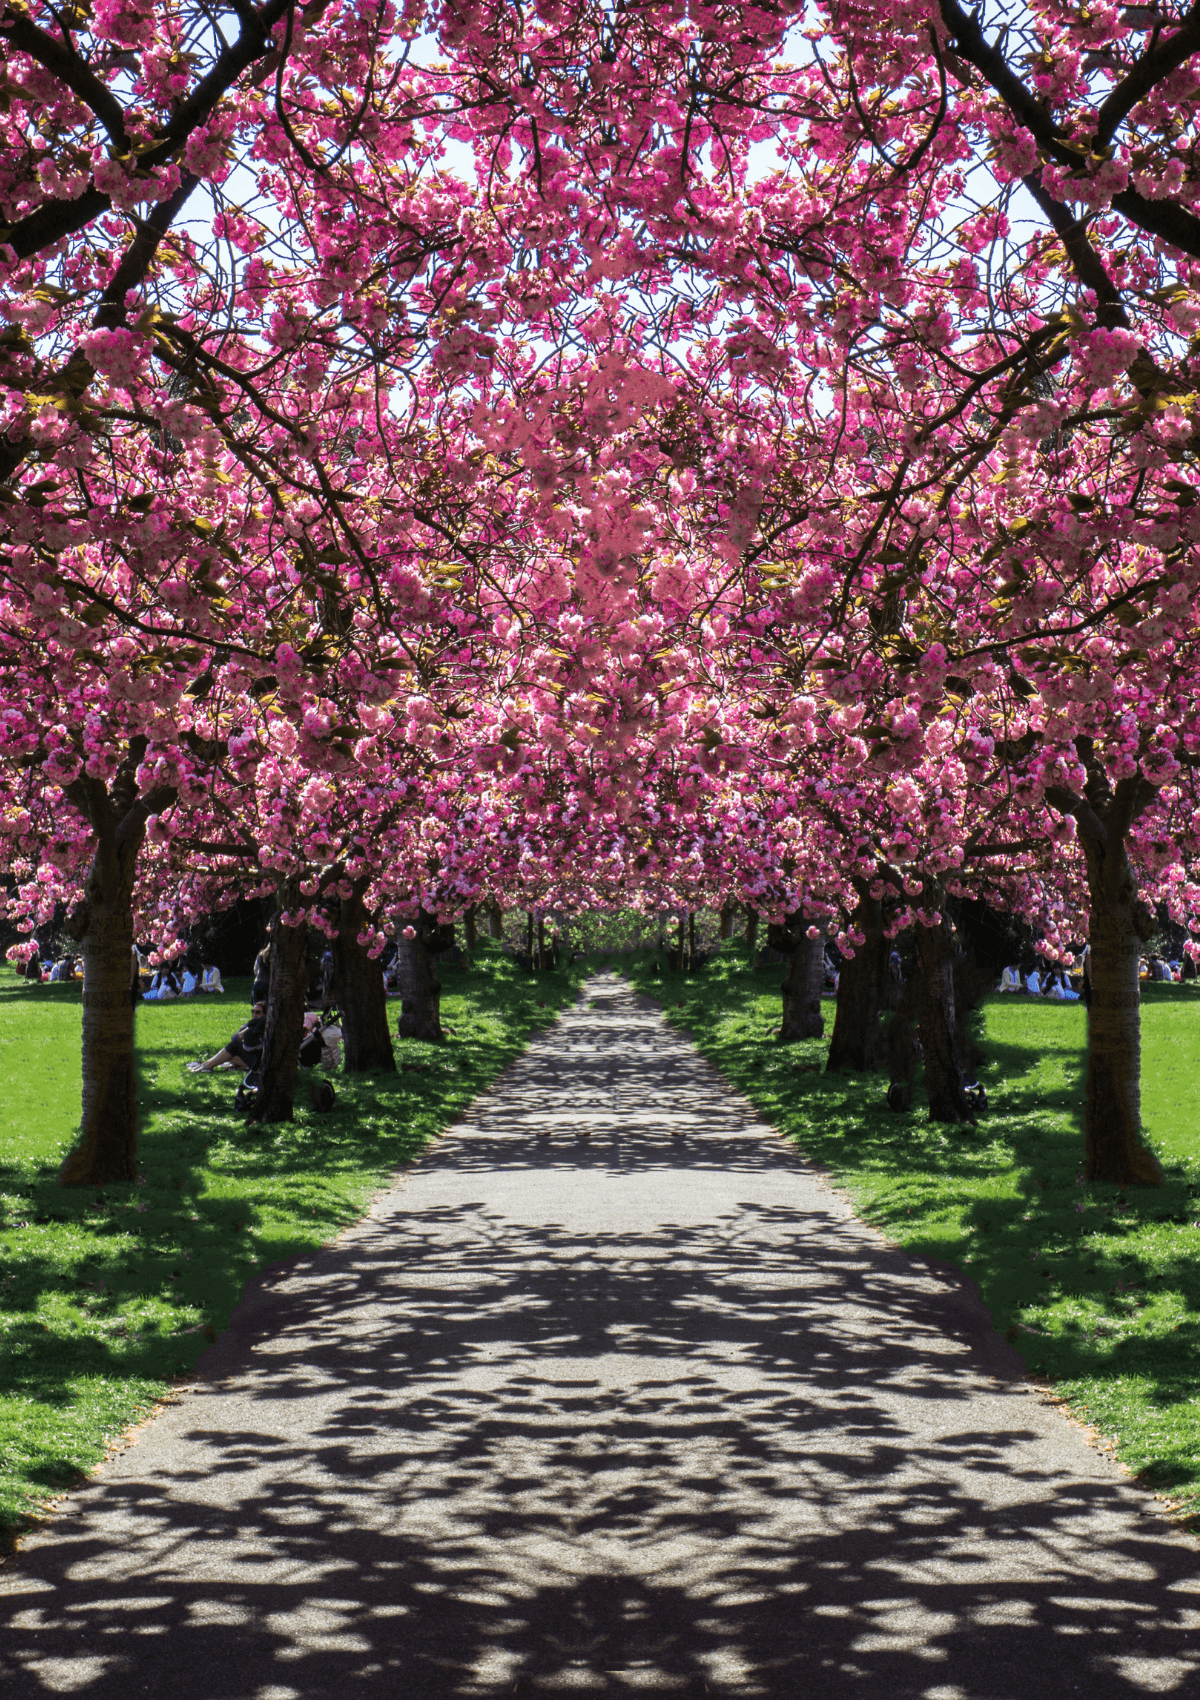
left=3, top=969, right=1200, bottom=1699
left=0, top=950, right=587, bottom=1538
left=628, top=953, right=1200, bottom=1513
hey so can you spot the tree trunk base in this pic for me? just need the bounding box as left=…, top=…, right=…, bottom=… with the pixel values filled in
left=334, top=887, right=396, bottom=1076
left=1086, top=1143, right=1164, bottom=1187
left=780, top=1013, right=824, bottom=1042
left=395, top=911, right=454, bottom=1043
left=1083, top=849, right=1163, bottom=1188
left=59, top=1130, right=136, bottom=1187
left=914, top=914, right=973, bottom=1125
left=250, top=901, right=309, bottom=1125
left=826, top=893, right=885, bottom=1074
left=770, top=916, right=826, bottom=1044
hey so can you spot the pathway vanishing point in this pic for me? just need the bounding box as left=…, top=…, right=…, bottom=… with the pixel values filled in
left=2, top=975, right=1199, bottom=1697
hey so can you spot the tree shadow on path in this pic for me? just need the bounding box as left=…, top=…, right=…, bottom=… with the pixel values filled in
left=2, top=978, right=1198, bottom=1698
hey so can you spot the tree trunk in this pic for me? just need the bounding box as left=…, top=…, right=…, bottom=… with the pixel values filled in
left=677, top=914, right=686, bottom=967
left=953, top=949, right=993, bottom=1082
left=526, top=910, right=535, bottom=968
left=826, top=889, right=886, bottom=1073
left=464, top=905, right=478, bottom=951
left=488, top=900, right=503, bottom=939
left=60, top=852, right=138, bottom=1185
left=769, top=913, right=825, bottom=1041
left=913, top=915, right=972, bottom=1123
left=1083, top=843, right=1162, bottom=1185
left=745, top=906, right=759, bottom=959
left=250, top=892, right=309, bottom=1123
left=1046, top=766, right=1163, bottom=1186
left=687, top=910, right=696, bottom=971
left=395, top=909, right=455, bottom=1042
left=719, top=901, right=735, bottom=939
left=333, top=883, right=395, bottom=1075
left=58, top=759, right=174, bottom=1187
left=537, top=914, right=547, bottom=970
left=884, top=971, right=921, bottom=1109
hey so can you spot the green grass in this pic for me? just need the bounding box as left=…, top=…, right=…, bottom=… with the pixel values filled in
left=628, top=950, right=1200, bottom=1522
left=0, top=947, right=585, bottom=1543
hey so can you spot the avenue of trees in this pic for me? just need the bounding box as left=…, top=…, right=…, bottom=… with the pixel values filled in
left=4, top=0, right=1200, bottom=1188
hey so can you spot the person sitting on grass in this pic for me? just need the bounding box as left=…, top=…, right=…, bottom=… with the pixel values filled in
left=144, top=967, right=180, bottom=1001
left=999, top=964, right=1021, bottom=993
left=180, top=964, right=200, bottom=997
left=1045, top=968, right=1080, bottom=1002
left=201, top=962, right=224, bottom=993
left=1025, top=965, right=1043, bottom=996
left=188, top=1006, right=327, bottom=1075
left=188, top=1003, right=266, bottom=1073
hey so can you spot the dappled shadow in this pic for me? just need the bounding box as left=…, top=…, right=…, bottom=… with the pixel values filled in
left=0, top=959, right=590, bottom=1511
left=2, top=977, right=1198, bottom=1697
left=639, top=963, right=1200, bottom=1414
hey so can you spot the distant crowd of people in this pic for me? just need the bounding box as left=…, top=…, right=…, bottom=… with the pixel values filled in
left=999, top=962, right=1081, bottom=1001
left=17, top=953, right=80, bottom=984
left=134, top=948, right=223, bottom=1002
left=16, top=948, right=226, bottom=995
left=998, top=946, right=1195, bottom=1001
left=1140, top=953, right=1192, bottom=982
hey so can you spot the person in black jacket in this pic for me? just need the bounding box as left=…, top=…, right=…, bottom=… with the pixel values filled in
left=250, top=946, right=271, bottom=1005
left=187, top=1004, right=267, bottom=1073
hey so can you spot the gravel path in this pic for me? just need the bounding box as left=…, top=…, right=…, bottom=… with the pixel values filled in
left=3, top=974, right=1199, bottom=1698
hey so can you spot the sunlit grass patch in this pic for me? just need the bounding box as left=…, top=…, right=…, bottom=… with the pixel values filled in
left=629, top=951, right=1200, bottom=1523
left=0, top=947, right=585, bottom=1542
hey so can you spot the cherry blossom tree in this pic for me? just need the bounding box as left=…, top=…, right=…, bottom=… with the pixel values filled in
left=11, top=0, right=1200, bottom=1194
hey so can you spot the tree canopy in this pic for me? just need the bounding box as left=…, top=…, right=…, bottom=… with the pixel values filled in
left=4, top=0, right=1200, bottom=1185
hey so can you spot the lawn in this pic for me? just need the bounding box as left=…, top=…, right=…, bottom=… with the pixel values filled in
left=0, top=946, right=585, bottom=1543
left=628, top=951, right=1200, bottom=1523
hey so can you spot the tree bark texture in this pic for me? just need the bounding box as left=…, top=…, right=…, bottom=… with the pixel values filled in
left=332, top=883, right=395, bottom=1074
left=1047, top=766, right=1163, bottom=1185
left=826, top=889, right=887, bottom=1073
left=913, top=915, right=973, bottom=1123
left=952, top=949, right=993, bottom=1082
left=768, top=913, right=826, bottom=1041
left=1085, top=866, right=1163, bottom=1183
left=688, top=910, right=696, bottom=971
left=250, top=894, right=309, bottom=1123
left=58, top=755, right=175, bottom=1187
left=745, top=906, right=759, bottom=958
left=395, top=909, right=455, bottom=1041
left=464, top=905, right=478, bottom=951
left=884, top=972, right=921, bottom=1110
left=488, top=901, right=503, bottom=939
left=719, top=901, right=735, bottom=939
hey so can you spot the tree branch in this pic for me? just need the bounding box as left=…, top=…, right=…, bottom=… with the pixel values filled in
left=96, top=174, right=200, bottom=323
left=939, top=0, right=1200, bottom=261
left=1044, top=783, right=1108, bottom=853
left=1021, top=171, right=1127, bottom=325
left=0, top=10, right=130, bottom=149
left=1109, top=773, right=1158, bottom=841
left=1, top=0, right=290, bottom=261
left=1096, top=4, right=1200, bottom=147
left=0, top=175, right=199, bottom=486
